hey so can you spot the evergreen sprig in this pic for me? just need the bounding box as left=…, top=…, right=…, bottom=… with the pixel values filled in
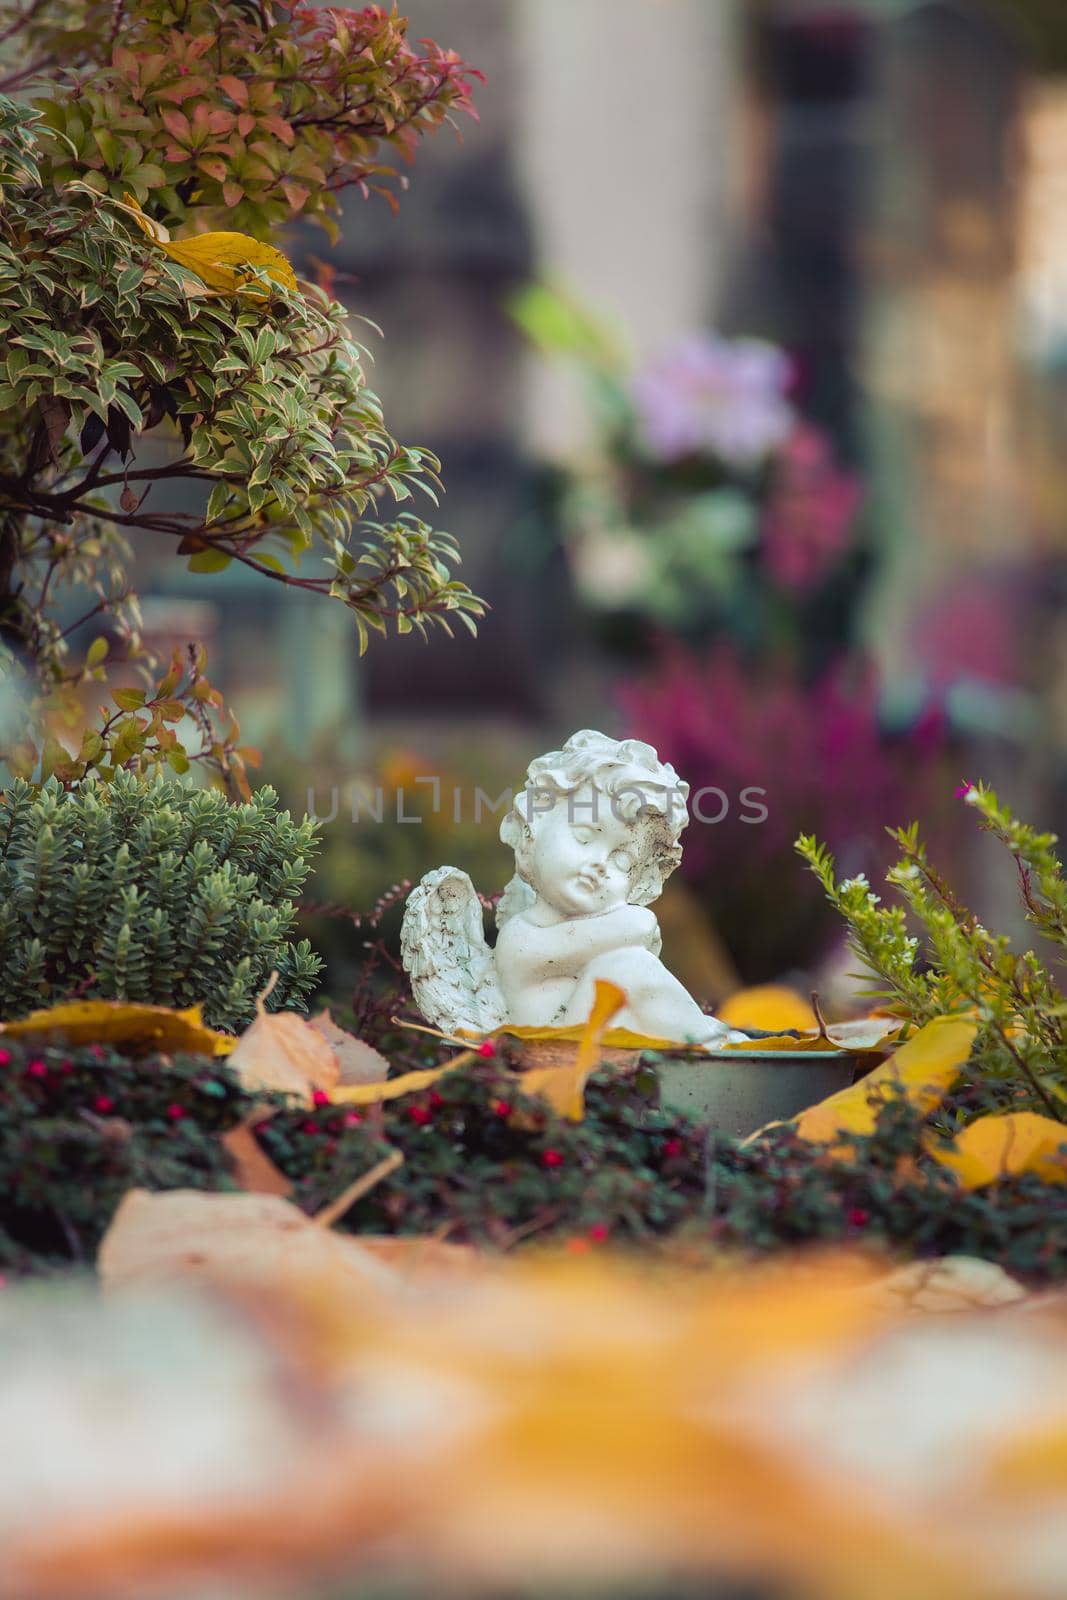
left=0, top=769, right=322, bottom=1028
left=798, top=784, right=1067, bottom=1120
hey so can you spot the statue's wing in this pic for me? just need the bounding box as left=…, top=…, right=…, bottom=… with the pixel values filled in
left=495, top=871, right=536, bottom=930
left=400, top=866, right=508, bottom=1037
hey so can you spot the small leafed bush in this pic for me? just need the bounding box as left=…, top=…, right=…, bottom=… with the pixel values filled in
left=0, top=770, right=322, bottom=1028
left=4, top=1034, right=1067, bottom=1286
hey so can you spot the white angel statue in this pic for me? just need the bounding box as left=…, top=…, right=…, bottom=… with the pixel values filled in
left=400, top=730, right=745, bottom=1048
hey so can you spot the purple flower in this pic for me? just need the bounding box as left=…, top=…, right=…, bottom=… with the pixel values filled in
left=632, top=335, right=794, bottom=467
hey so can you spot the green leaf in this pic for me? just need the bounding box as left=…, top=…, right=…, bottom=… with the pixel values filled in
left=112, top=388, right=144, bottom=428
left=113, top=687, right=146, bottom=711
left=187, top=549, right=233, bottom=573
left=85, top=637, right=109, bottom=667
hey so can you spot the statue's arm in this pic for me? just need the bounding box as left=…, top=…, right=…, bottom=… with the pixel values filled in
left=562, top=904, right=659, bottom=962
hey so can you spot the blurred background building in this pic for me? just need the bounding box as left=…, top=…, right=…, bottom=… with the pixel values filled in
left=129, top=0, right=1067, bottom=997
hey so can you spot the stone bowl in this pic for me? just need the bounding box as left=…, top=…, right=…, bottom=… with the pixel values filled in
left=513, top=1040, right=858, bottom=1141
left=653, top=1049, right=858, bottom=1140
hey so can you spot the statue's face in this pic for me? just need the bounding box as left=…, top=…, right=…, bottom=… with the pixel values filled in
left=526, top=784, right=638, bottom=917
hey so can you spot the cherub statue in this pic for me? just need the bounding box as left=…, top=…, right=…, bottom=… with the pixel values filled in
left=401, top=730, right=745, bottom=1048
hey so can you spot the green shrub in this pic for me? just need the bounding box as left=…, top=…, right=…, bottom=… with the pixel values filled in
left=0, top=769, right=322, bottom=1028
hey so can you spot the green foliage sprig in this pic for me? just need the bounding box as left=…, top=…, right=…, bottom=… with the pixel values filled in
left=798, top=784, right=1067, bottom=1121
left=0, top=768, right=322, bottom=1026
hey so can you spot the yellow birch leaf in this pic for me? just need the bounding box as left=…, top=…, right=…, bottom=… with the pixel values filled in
left=118, top=190, right=296, bottom=296
left=0, top=999, right=234, bottom=1057
left=792, top=1015, right=977, bottom=1148
left=161, top=231, right=297, bottom=295
left=501, top=1022, right=681, bottom=1052
left=519, top=979, right=627, bottom=1122
left=927, top=1111, right=1067, bottom=1189
left=330, top=1051, right=477, bottom=1106
left=721, top=1034, right=850, bottom=1054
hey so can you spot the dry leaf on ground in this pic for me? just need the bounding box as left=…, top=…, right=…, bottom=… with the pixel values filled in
left=227, top=984, right=340, bottom=1106
left=793, top=1015, right=977, bottom=1149
left=220, top=1113, right=294, bottom=1198
left=98, top=1188, right=395, bottom=1296
left=310, top=1009, right=389, bottom=1085
left=519, top=979, right=627, bottom=1121
left=928, top=1112, right=1067, bottom=1189
left=0, top=999, right=233, bottom=1056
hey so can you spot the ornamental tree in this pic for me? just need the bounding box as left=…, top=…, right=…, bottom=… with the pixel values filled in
left=0, top=2, right=483, bottom=793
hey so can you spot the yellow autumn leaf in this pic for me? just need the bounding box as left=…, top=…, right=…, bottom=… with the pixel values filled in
left=721, top=1033, right=850, bottom=1054
left=519, top=979, right=626, bottom=1122
left=330, top=1051, right=478, bottom=1107
left=792, top=1014, right=977, bottom=1147
left=500, top=1021, right=681, bottom=1051
left=118, top=190, right=297, bottom=296
left=0, top=999, right=234, bottom=1057
left=928, top=1111, right=1067, bottom=1189
left=718, top=985, right=818, bottom=1033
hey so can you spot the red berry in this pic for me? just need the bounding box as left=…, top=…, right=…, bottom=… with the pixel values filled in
left=428, top=1090, right=445, bottom=1109
left=0, top=1049, right=11, bottom=1067
left=89, top=1045, right=105, bottom=1060
left=92, top=1094, right=115, bottom=1115
left=662, top=1137, right=683, bottom=1158
left=311, top=1089, right=331, bottom=1108
left=847, top=1207, right=871, bottom=1229
left=59, top=1059, right=74, bottom=1075
left=26, top=1059, right=47, bottom=1079
left=166, top=1104, right=185, bottom=1122
left=301, top=1119, right=320, bottom=1135
left=477, top=1040, right=496, bottom=1058
left=343, top=1111, right=363, bottom=1128
left=492, top=1099, right=513, bottom=1119
left=541, top=1148, right=564, bottom=1169
left=588, top=1223, right=610, bottom=1243
left=407, top=1104, right=432, bottom=1126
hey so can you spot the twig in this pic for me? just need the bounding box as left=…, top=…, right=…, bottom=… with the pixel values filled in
left=314, top=1148, right=403, bottom=1229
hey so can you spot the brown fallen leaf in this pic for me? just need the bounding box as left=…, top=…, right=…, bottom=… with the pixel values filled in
left=98, top=1188, right=397, bottom=1295
left=311, top=1009, right=389, bottom=1086
left=220, top=1111, right=293, bottom=1198
left=226, top=976, right=340, bottom=1106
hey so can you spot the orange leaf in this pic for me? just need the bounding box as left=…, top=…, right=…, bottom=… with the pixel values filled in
left=220, top=1114, right=293, bottom=1198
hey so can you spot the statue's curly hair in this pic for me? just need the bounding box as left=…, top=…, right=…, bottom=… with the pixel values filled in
left=499, top=729, right=689, bottom=906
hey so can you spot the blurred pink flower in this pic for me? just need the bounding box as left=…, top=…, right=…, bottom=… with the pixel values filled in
left=760, top=423, right=863, bottom=591
left=631, top=335, right=794, bottom=467
left=617, top=643, right=951, bottom=981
